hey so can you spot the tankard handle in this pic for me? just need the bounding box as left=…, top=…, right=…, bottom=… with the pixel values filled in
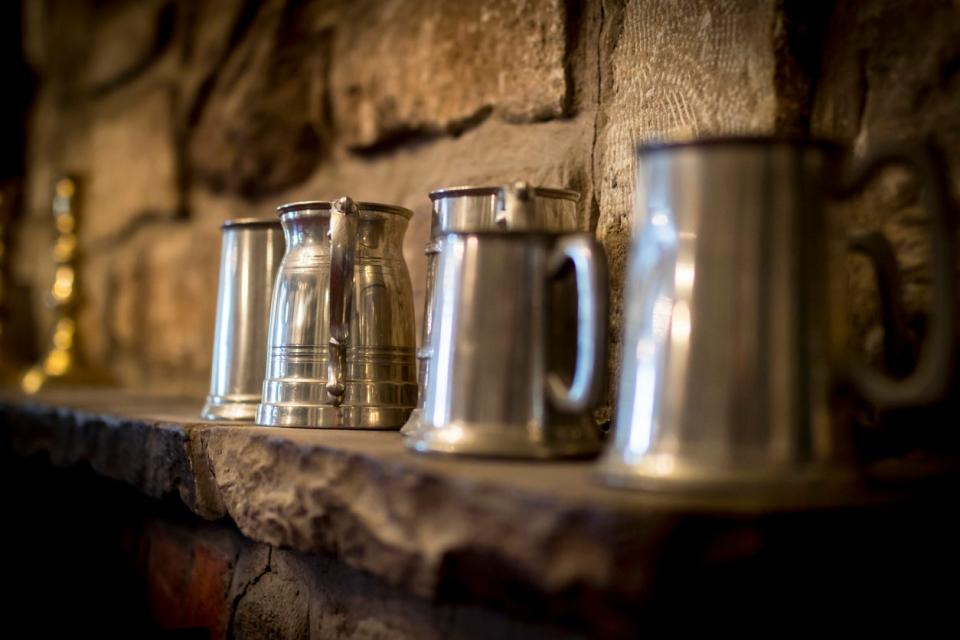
left=545, top=235, right=608, bottom=412
left=847, top=231, right=917, bottom=376
left=838, top=142, right=958, bottom=408
left=326, top=196, right=359, bottom=406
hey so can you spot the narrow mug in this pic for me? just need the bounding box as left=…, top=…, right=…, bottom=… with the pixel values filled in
left=202, top=218, right=284, bottom=421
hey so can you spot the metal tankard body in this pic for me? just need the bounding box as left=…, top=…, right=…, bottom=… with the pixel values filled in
left=407, top=231, right=608, bottom=458
left=401, top=182, right=580, bottom=436
left=256, top=198, right=417, bottom=429
left=598, top=137, right=956, bottom=491
left=202, top=218, right=285, bottom=421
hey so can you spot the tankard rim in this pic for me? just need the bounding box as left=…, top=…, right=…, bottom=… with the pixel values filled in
left=276, top=200, right=413, bottom=219
left=636, top=135, right=843, bottom=155
left=437, top=229, right=596, bottom=240
left=220, top=217, right=282, bottom=230
left=428, top=185, right=580, bottom=202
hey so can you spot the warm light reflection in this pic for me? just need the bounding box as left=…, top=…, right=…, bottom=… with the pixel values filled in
left=438, top=424, right=463, bottom=444
left=670, top=300, right=691, bottom=343
left=21, top=368, right=43, bottom=394
left=53, top=235, right=76, bottom=262
left=675, top=262, right=695, bottom=290
left=52, top=266, right=75, bottom=301
left=55, top=178, right=75, bottom=199
left=53, top=318, right=75, bottom=349
left=45, top=349, right=69, bottom=375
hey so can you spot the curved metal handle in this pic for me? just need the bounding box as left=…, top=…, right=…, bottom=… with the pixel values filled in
left=838, top=142, right=957, bottom=408
left=326, top=196, right=359, bottom=405
left=545, top=235, right=608, bottom=412
left=495, top=180, right=535, bottom=229
left=847, top=230, right=917, bottom=377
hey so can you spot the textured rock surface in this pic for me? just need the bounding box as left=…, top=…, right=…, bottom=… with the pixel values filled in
left=13, top=0, right=959, bottom=409
left=329, top=0, right=569, bottom=148
left=188, top=0, right=330, bottom=197
left=811, top=0, right=960, bottom=362
left=594, top=0, right=782, bottom=419
left=3, top=390, right=959, bottom=636
left=86, top=85, right=180, bottom=243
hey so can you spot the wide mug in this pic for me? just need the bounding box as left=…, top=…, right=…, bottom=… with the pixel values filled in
left=597, top=137, right=957, bottom=491
left=202, top=218, right=284, bottom=421
left=401, top=181, right=581, bottom=437
left=256, top=198, right=417, bottom=429
left=406, top=230, right=608, bottom=458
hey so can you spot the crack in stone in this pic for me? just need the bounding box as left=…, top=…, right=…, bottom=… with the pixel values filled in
left=227, top=546, right=272, bottom=640
left=588, top=0, right=606, bottom=233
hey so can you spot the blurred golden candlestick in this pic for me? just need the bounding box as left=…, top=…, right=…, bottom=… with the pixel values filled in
left=21, top=176, right=110, bottom=393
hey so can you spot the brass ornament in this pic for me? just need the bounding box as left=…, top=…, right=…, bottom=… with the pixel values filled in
left=21, top=176, right=110, bottom=393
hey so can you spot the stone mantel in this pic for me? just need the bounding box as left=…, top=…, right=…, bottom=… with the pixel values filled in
left=2, top=388, right=959, bottom=634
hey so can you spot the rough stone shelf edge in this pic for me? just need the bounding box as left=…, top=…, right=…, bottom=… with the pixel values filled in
left=2, top=390, right=953, bottom=627
left=0, top=393, right=672, bottom=608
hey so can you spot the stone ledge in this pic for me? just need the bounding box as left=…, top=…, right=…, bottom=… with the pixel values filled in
left=2, top=388, right=959, bottom=633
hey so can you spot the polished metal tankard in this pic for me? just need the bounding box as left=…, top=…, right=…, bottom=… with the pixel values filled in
left=202, top=218, right=284, bottom=421
left=256, top=198, right=417, bottom=429
left=401, top=181, right=580, bottom=436
left=406, top=231, right=608, bottom=458
left=598, top=138, right=957, bottom=491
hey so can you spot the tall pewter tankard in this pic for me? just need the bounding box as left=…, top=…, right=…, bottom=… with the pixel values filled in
left=406, top=229, right=608, bottom=458
left=202, top=218, right=284, bottom=421
left=256, top=198, right=417, bottom=429
left=401, top=182, right=580, bottom=436
left=598, top=137, right=957, bottom=491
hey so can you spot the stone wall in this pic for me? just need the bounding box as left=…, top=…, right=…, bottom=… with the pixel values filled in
left=11, top=0, right=960, bottom=411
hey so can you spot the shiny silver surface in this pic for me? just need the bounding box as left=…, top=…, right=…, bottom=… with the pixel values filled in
left=598, top=138, right=957, bottom=491
left=256, top=199, right=417, bottom=429
left=407, top=231, right=607, bottom=458
left=202, top=219, right=284, bottom=421
left=402, top=181, right=581, bottom=436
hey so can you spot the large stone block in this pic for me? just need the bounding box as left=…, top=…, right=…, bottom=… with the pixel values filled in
left=595, top=0, right=781, bottom=420
left=188, top=0, right=329, bottom=197
left=109, top=221, right=220, bottom=389
left=86, top=84, right=180, bottom=244
left=23, top=0, right=174, bottom=95
left=329, top=0, right=569, bottom=148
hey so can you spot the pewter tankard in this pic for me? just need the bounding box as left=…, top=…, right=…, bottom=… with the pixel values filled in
left=401, top=182, right=580, bottom=436
left=598, top=137, right=957, bottom=491
left=256, top=198, right=417, bottom=429
left=407, top=231, right=608, bottom=458
left=202, top=218, right=284, bottom=421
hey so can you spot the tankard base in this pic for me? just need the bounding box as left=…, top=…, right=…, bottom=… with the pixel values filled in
left=256, top=402, right=412, bottom=429
left=406, top=420, right=601, bottom=459
left=595, top=454, right=860, bottom=496
left=399, top=408, right=422, bottom=437
left=201, top=394, right=262, bottom=422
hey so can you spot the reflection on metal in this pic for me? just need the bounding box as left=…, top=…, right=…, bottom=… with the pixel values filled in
left=256, top=199, right=418, bottom=429
left=401, top=181, right=581, bottom=437
left=406, top=231, right=607, bottom=458
left=597, top=138, right=957, bottom=493
left=21, top=177, right=111, bottom=394
left=201, top=219, right=285, bottom=421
